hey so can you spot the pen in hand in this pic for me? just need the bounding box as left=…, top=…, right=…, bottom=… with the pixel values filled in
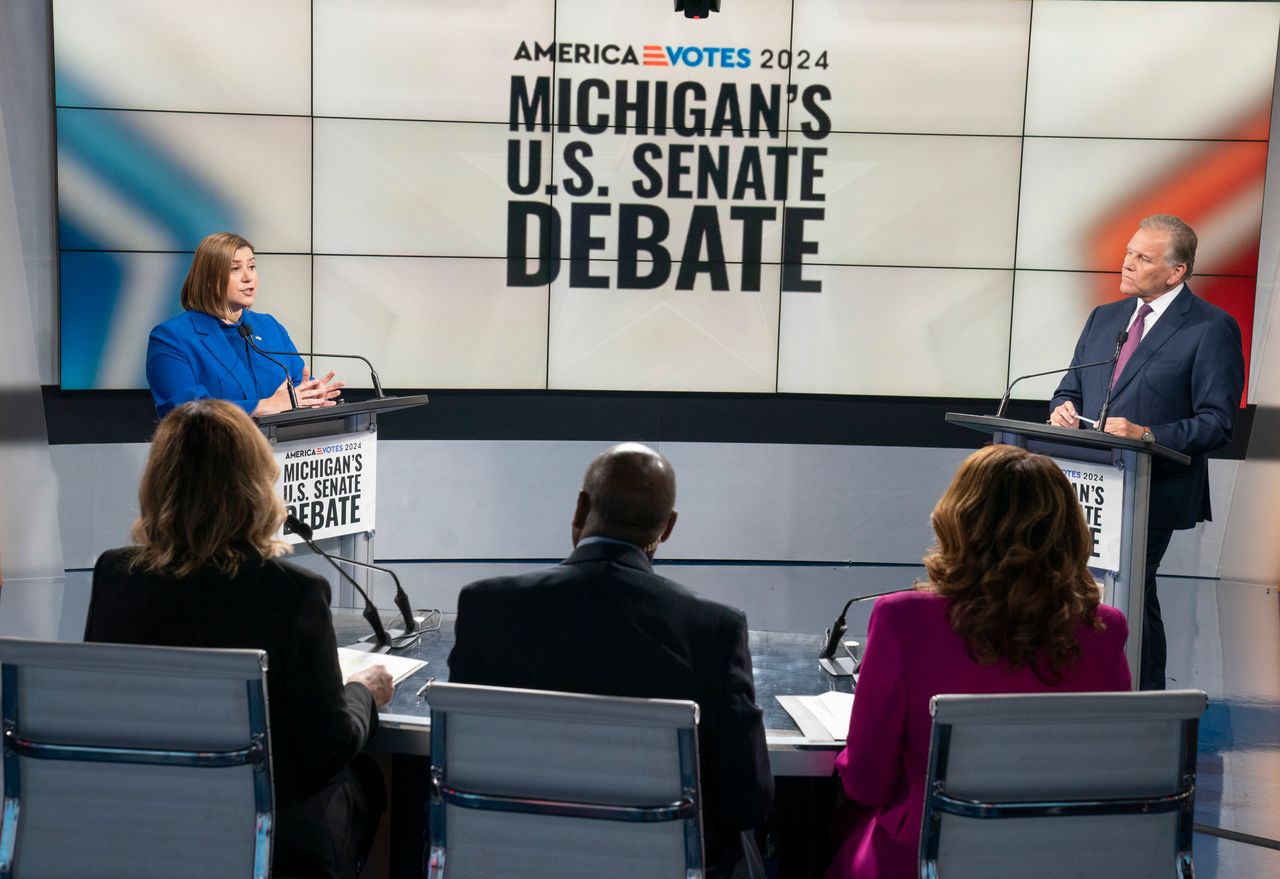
left=1077, top=415, right=1098, bottom=426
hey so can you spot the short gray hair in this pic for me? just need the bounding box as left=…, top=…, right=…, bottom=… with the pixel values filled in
left=1139, top=214, right=1197, bottom=279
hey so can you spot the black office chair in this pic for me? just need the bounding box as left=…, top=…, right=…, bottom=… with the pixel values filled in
left=0, top=637, right=274, bottom=878
left=919, top=689, right=1206, bottom=879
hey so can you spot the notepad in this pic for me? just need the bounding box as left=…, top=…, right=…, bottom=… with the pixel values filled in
left=776, top=690, right=855, bottom=741
left=337, top=646, right=427, bottom=685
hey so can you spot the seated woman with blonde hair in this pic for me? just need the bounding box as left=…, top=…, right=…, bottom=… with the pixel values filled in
left=86, top=399, right=392, bottom=879
left=825, top=444, right=1131, bottom=879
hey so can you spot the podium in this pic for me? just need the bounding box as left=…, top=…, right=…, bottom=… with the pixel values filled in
left=945, top=413, right=1189, bottom=686
left=256, top=395, right=428, bottom=608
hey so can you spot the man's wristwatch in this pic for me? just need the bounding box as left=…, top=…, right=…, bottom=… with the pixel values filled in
left=1140, top=428, right=1156, bottom=443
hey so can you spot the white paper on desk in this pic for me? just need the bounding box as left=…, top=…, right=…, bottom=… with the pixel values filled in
left=337, top=647, right=426, bottom=686
left=776, top=691, right=855, bottom=742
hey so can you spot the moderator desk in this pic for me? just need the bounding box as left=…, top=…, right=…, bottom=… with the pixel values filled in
left=355, top=617, right=850, bottom=877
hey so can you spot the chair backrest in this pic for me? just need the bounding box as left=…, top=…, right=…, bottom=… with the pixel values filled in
left=920, top=689, right=1206, bottom=879
left=0, top=637, right=273, bottom=879
left=426, top=681, right=704, bottom=879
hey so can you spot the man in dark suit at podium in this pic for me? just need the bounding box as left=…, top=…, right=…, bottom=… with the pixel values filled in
left=1049, top=214, right=1245, bottom=690
left=448, top=443, right=773, bottom=878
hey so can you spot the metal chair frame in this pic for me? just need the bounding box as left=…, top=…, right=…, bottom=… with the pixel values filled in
left=918, top=691, right=1202, bottom=879
left=426, top=683, right=705, bottom=879
left=0, top=640, right=274, bottom=879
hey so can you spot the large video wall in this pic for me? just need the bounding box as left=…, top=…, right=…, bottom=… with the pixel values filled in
left=55, top=0, right=1277, bottom=399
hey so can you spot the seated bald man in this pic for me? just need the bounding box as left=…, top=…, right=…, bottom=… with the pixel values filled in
left=448, top=443, right=774, bottom=878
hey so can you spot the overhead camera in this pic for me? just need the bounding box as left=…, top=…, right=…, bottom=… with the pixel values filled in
left=674, top=0, right=721, bottom=20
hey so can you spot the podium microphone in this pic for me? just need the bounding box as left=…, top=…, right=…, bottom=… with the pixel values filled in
left=253, top=345, right=386, bottom=398
left=286, top=514, right=390, bottom=652
left=1094, top=330, right=1130, bottom=432
left=994, top=338, right=1127, bottom=419
left=238, top=322, right=298, bottom=409
left=818, top=588, right=911, bottom=676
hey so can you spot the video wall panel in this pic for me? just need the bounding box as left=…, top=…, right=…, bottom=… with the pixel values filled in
left=52, top=0, right=311, bottom=116
left=549, top=262, right=782, bottom=393
left=777, top=266, right=1015, bottom=397
left=55, top=0, right=1276, bottom=399
left=312, top=257, right=548, bottom=389
left=312, top=119, right=529, bottom=258
left=790, top=0, right=1032, bottom=136
left=1024, top=1, right=1280, bottom=140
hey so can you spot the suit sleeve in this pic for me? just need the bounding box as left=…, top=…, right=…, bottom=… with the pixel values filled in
left=146, top=319, right=264, bottom=417
left=447, top=583, right=494, bottom=683
left=84, top=549, right=119, bottom=641
left=146, top=323, right=220, bottom=417
left=280, top=574, right=378, bottom=799
left=1049, top=306, right=1100, bottom=412
left=835, top=598, right=907, bottom=806
left=701, top=610, right=773, bottom=834
left=1148, top=312, right=1244, bottom=456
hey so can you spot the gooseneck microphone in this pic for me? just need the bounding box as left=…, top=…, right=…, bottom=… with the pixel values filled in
left=238, top=321, right=298, bottom=409
left=309, top=550, right=421, bottom=642
left=287, top=513, right=390, bottom=652
left=1093, top=330, right=1130, bottom=432
left=995, top=338, right=1127, bottom=419
left=252, top=344, right=386, bottom=398
left=818, top=588, right=912, bottom=675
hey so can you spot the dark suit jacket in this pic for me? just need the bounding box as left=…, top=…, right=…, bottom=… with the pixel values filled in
left=448, top=541, right=774, bottom=874
left=146, top=309, right=305, bottom=417
left=86, top=548, right=377, bottom=808
left=1051, top=286, right=1244, bottom=531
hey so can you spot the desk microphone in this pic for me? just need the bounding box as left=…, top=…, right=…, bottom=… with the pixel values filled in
left=313, top=550, right=422, bottom=644
left=286, top=514, right=390, bottom=652
left=238, top=322, right=298, bottom=409
left=994, top=335, right=1127, bottom=419
left=1094, top=330, right=1130, bottom=432
left=818, top=588, right=912, bottom=675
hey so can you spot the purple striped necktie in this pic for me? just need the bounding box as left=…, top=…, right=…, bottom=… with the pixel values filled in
left=1111, top=302, right=1153, bottom=387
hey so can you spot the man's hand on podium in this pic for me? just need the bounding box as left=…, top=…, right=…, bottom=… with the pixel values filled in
left=1049, top=400, right=1080, bottom=428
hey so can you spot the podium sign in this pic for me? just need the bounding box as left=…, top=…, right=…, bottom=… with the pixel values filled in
left=274, top=429, right=378, bottom=543
left=256, top=394, right=425, bottom=606
left=1053, top=457, right=1124, bottom=571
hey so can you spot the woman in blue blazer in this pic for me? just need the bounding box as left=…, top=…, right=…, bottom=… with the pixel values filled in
left=147, top=232, right=343, bottom=417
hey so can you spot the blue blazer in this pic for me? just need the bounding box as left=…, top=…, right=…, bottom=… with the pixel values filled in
left=146, top=309, right=305, bottom=417
left=1051, top=286, right=1244, bottom=531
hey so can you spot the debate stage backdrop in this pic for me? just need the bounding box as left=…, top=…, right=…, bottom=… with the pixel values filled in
left=54, top=0, right=1277, bottom=403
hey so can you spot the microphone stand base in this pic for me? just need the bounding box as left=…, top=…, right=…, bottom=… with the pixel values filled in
left=819, top=656, right=856, bottom=677
left=345, top=639, right=392, bottom=655
left=359, top=620, right=425, bottom=650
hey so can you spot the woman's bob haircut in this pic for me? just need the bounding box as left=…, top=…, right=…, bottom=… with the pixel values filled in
left=180, top=231, right=253, bottom=320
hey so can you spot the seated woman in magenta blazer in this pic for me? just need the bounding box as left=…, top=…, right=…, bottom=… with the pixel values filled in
left=826, top=444, right=1131, bottom=879
left=146, top=232, right=343, bottom=417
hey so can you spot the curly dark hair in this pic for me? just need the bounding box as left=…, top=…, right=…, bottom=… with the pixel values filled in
left=921, top=444, right=1104, bottom=683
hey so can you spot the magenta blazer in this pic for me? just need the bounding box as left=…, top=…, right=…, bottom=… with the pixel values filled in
left=825, top=590, right=1131, bottom=879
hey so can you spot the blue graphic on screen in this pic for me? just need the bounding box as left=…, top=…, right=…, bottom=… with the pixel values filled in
left=57, top=75, right=238, bottom=389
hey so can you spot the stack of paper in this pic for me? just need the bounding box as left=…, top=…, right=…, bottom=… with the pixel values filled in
left=776, top=690, right=855, bottom=742
left=337, top=646, right=427, bottom=685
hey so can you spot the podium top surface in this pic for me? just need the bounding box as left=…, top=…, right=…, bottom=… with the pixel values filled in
left=945, top=413, right=1190, bottom=467
left=255, top=394, right=429, bottom=429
